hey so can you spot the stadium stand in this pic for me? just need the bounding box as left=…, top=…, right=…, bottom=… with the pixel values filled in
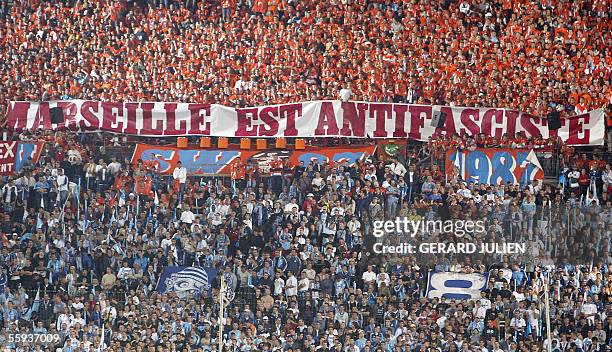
left=0, top=0, right=610, bottom=115
left=0, top=0, right=610, bottom=351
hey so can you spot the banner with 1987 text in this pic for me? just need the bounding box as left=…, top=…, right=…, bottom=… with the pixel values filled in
left=445, top=148, right=545, bottom=185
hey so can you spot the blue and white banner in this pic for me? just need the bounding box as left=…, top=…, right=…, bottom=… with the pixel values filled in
left=157, top=266, right=219, bottom=298
left=426, top=272, right=488, bottom=300
left=446, top=148, right=544, bottom=185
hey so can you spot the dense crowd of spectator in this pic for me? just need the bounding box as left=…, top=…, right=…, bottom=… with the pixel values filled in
left=0, top=0, right=610, bottom=121
left=0, top=0, right=611, bottom=351
left=0, top=130, right=609, bottom=351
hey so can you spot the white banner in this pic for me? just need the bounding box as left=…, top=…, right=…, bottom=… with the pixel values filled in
left=426, top=272, right=488, bottom=300
left=7, top=100, right=605, bottom=145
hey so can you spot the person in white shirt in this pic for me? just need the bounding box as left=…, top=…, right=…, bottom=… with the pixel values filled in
left=180, top=205, right=195, bottom=224
left=364, top=168, right=377, bottom=182
left=56, top=308, right=73, bottom=332
left=273, top=272, right=285, bottom=296
left=107, top=157, right=122, bottom=175
left=211, top=198, right=230, bottom=218
left=334, top=305, right=349, bottom=325
left=101, top=303, right=117, bottom=323
left=117, top=262, right=134, bottom=281
left=602, top=164, right=612, bottom=190
left=295, top=225, right=309, bottom=243
left=56, top=168, right=69, bottom=205
left=347, top=216, right=361, bottom=235
left=362, top=265, right=376, bottom=286
left=376, top=268, right=390, bottom=288
left=173, top=161, right=187, bottom=199
left=234, top=77, right=252, bottom=92
left=70, top=311, right=86, bottom=328
left=473, top=300, right=487, bottom=319
left=284, top=197, right=299, bottom=213
left=386, top=159, right=407, bottom=177
left=330, top=200, right=345, bottom=216
left=311, top=172, right=324, bottom=188
left=285, top=271, right=298, bottom=297
left=457, top=184, right=472, bottom=198
left=567, top=168, right=580, bottom=192
left=526, top=302, right=540, bottom=335
left=510, top=311, right=526, bottom=335
left=298, top=276, right=310, bottom=293
left=160, top=233, right=174, bottom=253
left=581, top=297, right=598, bottom=324
left=339, top=85, right=352, bottom=102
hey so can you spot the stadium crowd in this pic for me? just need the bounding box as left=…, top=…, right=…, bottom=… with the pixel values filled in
left=0, top=0, right=611, bottom=351
left=0, top=130, right=609, bottom=351
left=0, top=0, right=610, bottom=119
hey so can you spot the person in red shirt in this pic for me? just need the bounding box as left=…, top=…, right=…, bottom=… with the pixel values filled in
left=578, top=168, right=590, bottom=198
left=230, top=156, right=246, bottom=193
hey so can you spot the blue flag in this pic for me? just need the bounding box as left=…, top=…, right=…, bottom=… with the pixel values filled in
left=84, top=198, right=89, bottom=229
left=0, top=271, right=7, bottom=291
left=157, top=267, right=219, bottom=298
left=23, top=287, right=41, bottom=321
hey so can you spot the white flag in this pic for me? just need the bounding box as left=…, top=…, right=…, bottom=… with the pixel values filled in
left=99, top=324, right=105, bottom=351
left=525, top=150, right=542, bottom=170
left=453, top=150, right=461, bottom=169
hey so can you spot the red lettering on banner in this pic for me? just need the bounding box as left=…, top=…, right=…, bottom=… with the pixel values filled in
left=392, top=105, right=408, bottom=138
left=520, top=112, right=542, bottom=137
left=8, top=102, right=30, bottom=130
left=280, top=104, right=301, bottom=136
left=565, top=114, right=590, bottom=145
left=57, top=101, right=78, bottom=131
left=187, top=104, right=211, bottom=135
left=164, top=103, right=187, bottom=135
left=315, top=102, right=339, bottom=135
left=460, top=109, right=480, bottom=136
left=101, top=102, right=125, bottom=133
left=259, top=106, right=279, bottom=136
left=6, top=103, right=17, bottom=130
left=504, top=110, right=519, bottom=137
left=482, top=109, right=504, bottom=138
left=140, top=103, right=161, bottom=135
left=4, top=100, right=604, bottom=145
left=440, top=106, right=456, bottom=135
left=236, top=108, right=258, bottom=136
left=0, top=141, right=17, bottom=176
left=123, top=103, right=139, bottom=135
left=0, top=142, right=16, bottom=158
left=79, top=101, right=100, bottom=130
left=408, top=105, right=430, bottom=140
left=35, top=102, right=52, bottom=131
left=340, top=102, right=366, bottom=137
left=369, top=103, right=391, bottom=138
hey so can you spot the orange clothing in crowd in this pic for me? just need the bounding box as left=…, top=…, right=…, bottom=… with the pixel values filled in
left=230, top=161, right=246, bottom=180
left=0, top=0, right=609, bottom=122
